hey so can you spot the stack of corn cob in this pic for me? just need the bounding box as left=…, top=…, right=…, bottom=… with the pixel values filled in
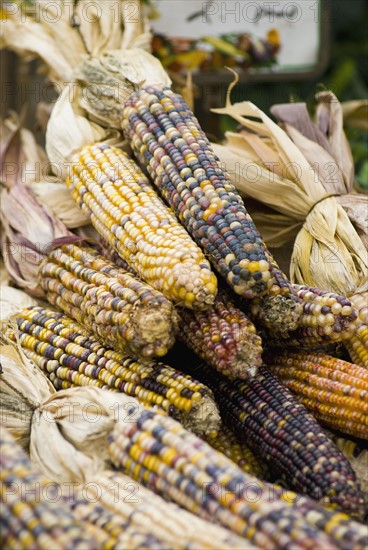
left=1, top=427, right=251, bottom=550
left=1, top=2, right=368, bottom=548
left=1, top=342, right=367, bottom=549
left=3, top=304, right=220, bottom=437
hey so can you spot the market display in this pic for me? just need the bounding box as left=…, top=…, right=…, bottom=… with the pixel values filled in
left=0, top=1, right=367, bottom=549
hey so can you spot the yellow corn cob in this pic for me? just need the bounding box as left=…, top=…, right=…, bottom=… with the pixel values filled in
left=345, top=292, right=368, bottom=368
left=10, top=306, right=220, bottom=437
left=40, top=243, right=179, bottom=359
left=265, top=350, right=368, bottom=439
left=67, top=143, right=217, bottom=309
left=204, top=425, right=267, bottom=478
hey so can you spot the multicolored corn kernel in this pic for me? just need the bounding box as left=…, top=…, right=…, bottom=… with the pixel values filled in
left=99, top=237, right=138, bottom=275
left=121, top=85, right=286, bottom=300
left=265, top=350, right=368, bottom=439
left=108, top=405, right=341, bottom=548
left=77, top=471, right=254, bottom=550
left=345, top=292, right=368, bottom=368
left=0, top=427, right=108, bottom=550
left=40, top=243, right=179, bottom=359
left=178, top=288, right=262, bottom=379
left=66, top=143, right=217, bottom=309
left=9, top=307, right=220, bottom=437
left=267, top=285, right=359, bottom=346
left=179, top=361, right=365, bottom=519
left=69, top=496, right=168, bottom=550
left=204, top=425, right=267, bottom=478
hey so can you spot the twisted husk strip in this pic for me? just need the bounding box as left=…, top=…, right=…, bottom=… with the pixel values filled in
left=212, top=81, right=367, bottom=299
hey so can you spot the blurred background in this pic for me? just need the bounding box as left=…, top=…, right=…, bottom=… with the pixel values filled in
left=1, top=0, right=367, bottom=184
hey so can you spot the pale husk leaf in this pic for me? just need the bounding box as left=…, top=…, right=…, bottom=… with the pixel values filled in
left=1, top=1, right=151, bottom=85
left=270, top=102, right=332, bottom=152
left=1, top=113, right=56, bottom=187
left=0, top=337, right=55, bottom=449
left=46, top=85, right=125, bottom=173
left=30, top=387, right=140, bottom=482
left=281, top=124, right=346, bottom=194
left=315, top=91, right=355, bottom=191
left=211, top=141, right=313, bottom=220
left=0, top=258, right=10, bottom=286
left=0, top=6, right=76, bottom=82
left=75, top=49, right=171, bottom=129
left=0, top=185, right=70, bottom=295
left=212, top=99, right=323, bottom=201
left=0, top=286, right=38, bottom=321
left=31, top=182, right=91, bottom=228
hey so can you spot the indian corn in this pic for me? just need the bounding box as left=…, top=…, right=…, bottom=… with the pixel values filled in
left=67, top=143, right=217, bottom=309
left=108, top=403, right=367, bottom=547
left=9, top=307, right=220, bottom=437
left=1, top=185, right=179, bottom=360
left=267, top=285, right=359, bottom=345
left=179, top=359, right=365, bottom=518
left=70, top=471, right=254, bottom=550
left=121, top=85, right=289, bottom=300
left=0, top=427, right=112, bottom=550
left=265, top=351, right=368, bottom=439
left=178, top=288, right=263, bottom=379
left=40, top=243, right=179, bottom=359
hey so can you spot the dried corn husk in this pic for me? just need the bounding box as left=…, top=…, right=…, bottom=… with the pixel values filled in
left=0, top=184, right=71, bottom=296
left=0, top=339, right=55, bottom=448
left=0, top=285, right=38, bottom=320
left=212, top=78, right=367, bottom=298
left=1, top=113, right=91, bottom=227
left=1, top=0, right=151, bottom=86
left=0, top=335, right=252, bottom=550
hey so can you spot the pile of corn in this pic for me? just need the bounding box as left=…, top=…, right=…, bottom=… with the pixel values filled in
left=1, top=2, right=367, bottom=548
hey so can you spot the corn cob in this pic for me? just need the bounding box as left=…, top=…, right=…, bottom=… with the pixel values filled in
left=345, top=293, right=368, bottom=368
left=176, top=357, right=365, bottom=518
left=290, top=286, right=359, bottom=343
left=67, top=143, right=217, bottom=309
left=40, top=243, right=179, bottom=359
left=69, top=496, right=168, bottom=550
left=265, top=351, right=368, bottom=439
left=264, top=285, right=359, bottom=346
left=204, top=425, right=267, bottom=478
left=0, top=427, right=112, bottom=550
left=121, top=85, right=289, bottom=300
left=178, top=288, right=262, bottom=379
left=71, top=472, right=254, bottom=550
left=10, top=307, right=220, bottom=437
left=1, top=184, right=179, bottom=360
left=108, top=404, right=368, bottom=547
left=0, top=346, right=266, bottom=550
